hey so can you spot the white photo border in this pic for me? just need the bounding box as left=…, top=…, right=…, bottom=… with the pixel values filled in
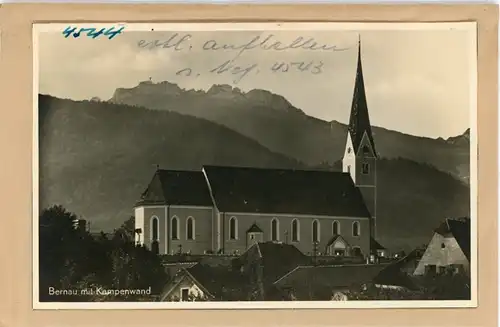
left=32, top=21, right=478, bottom=310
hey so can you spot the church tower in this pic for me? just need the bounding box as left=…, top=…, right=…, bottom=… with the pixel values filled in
left=342, top=37, right=378, bottom=239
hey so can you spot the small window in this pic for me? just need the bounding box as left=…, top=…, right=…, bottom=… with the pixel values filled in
left=332, top=221, right=340, bottom=235
left=441, top=243, right=446, bottom=249
left=171, top=217, right=179, bottom=240
left=271, top=218, right=279, bottom=241
left=312, top=220, right=320, bottom=243
left=291, top=219, right=299, bottom=242
left=186, top=217, right=195, bottom=240
left=352, top=221, right=360, bottom=237
left=362, top=163, right=369, bottom=174
left=180, top=288, right=189, bottom=302
left=229, top=217, right=237, bottom=240
left=452, top=264, right=464, bottom=275
left=362, top=145, right=370, bottom=155
left=347, top=165, right=351, bottom=173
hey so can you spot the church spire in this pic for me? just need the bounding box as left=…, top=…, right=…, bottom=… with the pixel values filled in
left=348, top=36, right=377, bottom=157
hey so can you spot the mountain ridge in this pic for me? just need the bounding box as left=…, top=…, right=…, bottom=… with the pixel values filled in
left=39, top=94, right=470, bottom=251
left=108, top=80, right=470, bottom=185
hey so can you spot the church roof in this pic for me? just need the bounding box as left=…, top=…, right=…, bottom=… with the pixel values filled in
left=136, top=169, right=213, bottom=206
left=202, top=165, right=371, bottom=218
left=348, top=38, right=377, bottom=157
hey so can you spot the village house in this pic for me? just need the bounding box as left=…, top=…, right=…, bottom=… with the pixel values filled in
left=158, top=241, right=419, bottom=302
left=133, top=39, right=385, bottom=260
left=413, top=217, right=471, bottom=277
left=160, top=263, right=246, bottom=301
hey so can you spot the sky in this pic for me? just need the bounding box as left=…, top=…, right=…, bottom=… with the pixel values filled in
left=38, top=25, right=475, bottom=138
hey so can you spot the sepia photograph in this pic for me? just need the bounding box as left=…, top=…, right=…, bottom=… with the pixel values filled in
left=33, top=22, right=477, bottom=309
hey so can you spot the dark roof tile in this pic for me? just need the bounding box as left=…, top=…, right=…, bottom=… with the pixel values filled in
left=445, top=218, right=471, bottom=261
left=237, top=242, right=311, bottom=285
left=185, top=264, right=246, bottom=298
left=247, top=223, right=264, bottom=233
left=371, top=237, right=386, bottom=250
left=274, top=264, right=388, bottom=300
left=137, top=169, right=213, bottom=206
left=203, top=165, right=371, bottom=217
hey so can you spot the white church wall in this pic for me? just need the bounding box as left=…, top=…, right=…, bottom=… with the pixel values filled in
left=134, top=206, right=144, bottom=246
left=221, top=212, right=370, bottom=257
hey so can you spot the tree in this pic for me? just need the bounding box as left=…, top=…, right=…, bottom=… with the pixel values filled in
left=39, top=205, right=96, bottom=301
left=39, top=207, right=168, bottom=302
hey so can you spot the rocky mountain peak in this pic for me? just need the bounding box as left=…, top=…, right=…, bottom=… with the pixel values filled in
left=109, top=80, right=304, bottom=114
left=446, top=128, right=470, bottom=147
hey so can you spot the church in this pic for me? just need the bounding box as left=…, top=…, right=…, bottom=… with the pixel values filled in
left=134, top=39, right=380, bottom=259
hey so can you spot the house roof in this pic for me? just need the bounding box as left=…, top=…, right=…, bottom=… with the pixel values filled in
left=136, top=169, right=213, bottom=206
left=236, top=242, right=312, bottom=285
left=247, top=223, right=264, bottom=233
left=371, top=237, right=386, bottom=250
left=274, top=264, right=388, bottom=300
left=202, top=165, right=371, bottom=217
left=326, top=235, right=350, bottom=248
left=162, top=261, right=198, bottom=278
left=184, top=264, right=247, bottom=299
left=389, top=248, right=424, bottom=274
left=435, top=217, right=471, bottom=261
left=348, top=39, right=377, bottom=157
left=372, top=262, right=419, bottom=291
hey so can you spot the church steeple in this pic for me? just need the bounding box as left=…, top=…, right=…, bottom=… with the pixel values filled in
left=342, top=35, right=378, bottom=242
left=348, top=36, right=377, bottom=158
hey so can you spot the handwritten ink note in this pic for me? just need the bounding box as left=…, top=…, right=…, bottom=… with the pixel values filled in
left=137, top=33, right=350, bottom=85
left=62, top=26, right=125, bottom=40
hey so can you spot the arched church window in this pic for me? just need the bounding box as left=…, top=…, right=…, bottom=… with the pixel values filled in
left=271, top=218, right=279, bottom=241
left=186, top=217, right=195, bottom=240
left=362, top=145, right=370, bottom=155
left=312, top=220, right=320, bottom=243
left=291, top=219, right=299, bottom=242
left=151, top=216, right=159, bottom=241
left=171, top=216, right=179, bottom=240
left=229, top=217, right=237, bottom=240
left=333, top=221, right=340, bottom=235
left=352, top=221, right=360, bottom=237
left=347, top=165, right=351, bottom=173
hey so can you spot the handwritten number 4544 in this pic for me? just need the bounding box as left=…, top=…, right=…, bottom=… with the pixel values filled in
left=62, top=26, right=125, bottom=40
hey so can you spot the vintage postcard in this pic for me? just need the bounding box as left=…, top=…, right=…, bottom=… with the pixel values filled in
left=33, top=22, right=477, bottom=309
